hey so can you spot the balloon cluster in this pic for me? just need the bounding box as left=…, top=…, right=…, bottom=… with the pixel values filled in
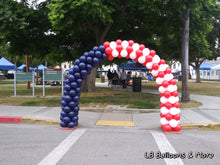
left=104, top=39, right=181, bottom=132
left=60, top=45, right=108, bottom=128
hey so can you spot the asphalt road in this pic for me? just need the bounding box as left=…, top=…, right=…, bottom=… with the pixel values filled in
left=1, top=123, right=220, bottom=165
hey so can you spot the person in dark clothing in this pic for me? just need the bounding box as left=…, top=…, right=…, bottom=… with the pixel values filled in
left=107, top=69, right=113, bottom=86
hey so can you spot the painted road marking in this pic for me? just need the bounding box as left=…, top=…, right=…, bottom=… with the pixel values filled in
left=96, top=120, right=134, bottom=127
left=151, top=131, right=184, bottom=165
left=37, top=128, right=87, bottom=165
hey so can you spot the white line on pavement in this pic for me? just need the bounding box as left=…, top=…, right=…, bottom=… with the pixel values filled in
left=151, top=131, right=184, bottom=165
left=37, top=128, right=87, bottom=165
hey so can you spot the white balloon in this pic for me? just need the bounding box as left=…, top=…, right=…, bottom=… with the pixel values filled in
left=156, top=77, right=164, bottom=85
left=175, top=96, right=179, bottom=102
left=167, top=85, right=175, bottom=92
left=160, top=107, right=169, bottom=115
left=112, top=49, right=119, bottom=57
left=129, top=51, right=136, bottom=59
left=168, top=96, right=177, bottom=104
left=151, top=70, right=159, bottom=77
left=160, top=117, right=169, bottom=125
left=159, top=64, right=167, bottom=71
left=169, top=119, right=178, bottom=128
left=152, top=55, right=160, bottom=63
left=121, top=40, right=129, bottom=49
left=132, top=43, right=139, bottom=51
left=146, top=62, right=153, bottom=69
left=174, top=85, right=177, bottom=91
left=110, top=41, right=117, bottom=49
left=143, top=48, right=150, bottom=56
left=138, top=56, right=146, bottom=64
left=160, top=96, right=168, bottom=104
left=159, top=86, right=167, bottom=93
left=164, top=74, right=173, bottom=81
left=169, top=107, right=181, bottom=115
left=121, top=49, right=128, bottom=57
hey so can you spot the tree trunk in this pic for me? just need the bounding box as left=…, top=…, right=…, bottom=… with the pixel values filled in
left=26, top=55, right=30, bottom=89
left=181, top=7, right=190, bottom=103
left=195, top=64, right=201, bottom=83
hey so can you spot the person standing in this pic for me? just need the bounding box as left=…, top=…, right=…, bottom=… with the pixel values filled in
left=121, top=69, right=127, bottom=88
left=107, top=69, right=113, bottom=86
left=127, top=71, right=131, bottom=85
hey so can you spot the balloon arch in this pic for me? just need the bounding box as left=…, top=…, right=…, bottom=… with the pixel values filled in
left=60, top=39, right=181, bottom=132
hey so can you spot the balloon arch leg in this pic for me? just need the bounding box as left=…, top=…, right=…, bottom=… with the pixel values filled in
left=60, top=39, right=181, bottom=132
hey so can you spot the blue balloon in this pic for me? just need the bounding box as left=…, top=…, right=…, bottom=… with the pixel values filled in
left=74, top=72, right=81, bottom=79
left=86, top=57, right=93, bottom=64
left=64, top=84, right=71, bottom=91
left=70, top=82, right=78, bottom=89
left=63, top=116, right=71, bottom=124
left=73, top=65, right=80, bottom=72
left=74, top=106, right=80, bottom=112
left=99, top=45, right=105, bottom=53
left=60, top=116, right=63, bottom=121
left=64, top=95, right=72, bottom=103
left=69, top=101, right=76, bottom=108
left=69, top=68, right=74, bottom=75
left=80, top=56, right=86, bottom=62
left=68, top=75, right=76, bottom=82
left=84, top=52, right=89, bottom=57
left=93, top=46, right=99, bottom=51
left=80, top=70, right=87, bottom=76
left=75, top=111, right=79, bottom=116
left=73, top=96, right=80, bottom=102
left=61, top=100, right=67, bottom=106
left=69, top=90, right=76, bottom=97
left=62, top=95, right=65, bottom=100
left=79, top=62, right=86, bottom=69
left=72, top=116, right=78, bottom=122
left=93, top=57, right=100, bottom=67
left=74, top=121, right=78, bottom=126
left=68, top=122, right=76, bottom=128
left=86, top=64, right=93, bottom=71
left=77, top=78, right=83, bottom=86
left=88, top=50, right=95, bottom=57
left=61, top=111, right=67, bottom=117
left=95, top=50, right=102, bottom=58
left=64, top=106, right=71, bottom=113
left=75, top=59, right=80, bottom=65
left=65, top=79, right=70, bottom=85
left=60, top=121, right=67, bottom=127
left=76, top=87, right=81, bottom=93
left=102, top=53, right=108, bottom=60
left=67, top=111, right=75, bottom=118
left=63, top=90, right=69, bottom=96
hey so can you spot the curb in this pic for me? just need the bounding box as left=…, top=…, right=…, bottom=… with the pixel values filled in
left=181, top=122, right=220, bottom=130
left=0, top=116, right=60, bottom=125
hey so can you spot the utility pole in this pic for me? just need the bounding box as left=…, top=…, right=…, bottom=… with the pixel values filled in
left=181, top=7, right=190, bottom=102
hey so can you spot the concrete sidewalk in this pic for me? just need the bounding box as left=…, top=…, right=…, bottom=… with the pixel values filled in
left=0, top=82, right=220, bottom=131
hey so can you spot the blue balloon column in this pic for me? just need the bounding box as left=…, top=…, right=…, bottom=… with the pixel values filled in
left=60, top=45, right=108, bottom=128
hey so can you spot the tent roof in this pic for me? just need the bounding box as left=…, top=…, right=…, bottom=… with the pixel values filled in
left=211, top=64, right=220, bottom=70
left=17, top=64, right=35, bottom=71
left=118, top=61, right=147, bottom=71
left=35, top=64, right=48, bottom=71
left=199, top=62, right=213, bottom=70
left=0, top=57, right=16, bottom=70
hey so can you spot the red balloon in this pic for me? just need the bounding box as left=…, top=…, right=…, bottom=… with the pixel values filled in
left=160, top=103, right=165, bottom=108
left=160, top=93, right=164, bottom=97
left=116, top=45, right=123, bottom=53
left=163, top=91, right=171, bottom=98
left=169, top=79, right=176, bottom=85
left=139, top=44, right=145, bottom=50
left=165, top=68, right=172, bottom=74
left=162, top=80, right=169, bottom=88
left=126, top=46, right=133, bottom=54
left=134, top=57, right=138, bottom=62
left=158, top=84, right=161, bottom=87
left=163, top=124, right=172, bottom=132
left=150, top=50, right=156, bottom=56
left=158, top=71, right=165, bottom=78
left=159, top=59, right=166, bottom=65
left=172, top=102, right=180, bottom=108
left=165, top=102, right=172, bottom=109
left=128, top=40, right=134, bottom=46
left=152, top=63, right=159, bottom=70
left=142, top=62, right=147, bottom=66
left=125, top=54, right=130, bottom=59
left=173, top=124, right=181, bottom=132
left=116, top=39, right=122, bottom=45
left=103, top=41, right=110, bottom=48
left=160, top=113, right=165, bottom=118
left=165, top=113, right=173, bottom=121
left=173, top=114, right=180, bottom=120
left=118, top=54, right=122, bottom=58
left=171, top=91, right=178, bottom=97
left=136, top=50, right=143, bottom=57
left=105, top=47, right=113, bottom=56
left=107, top=55, right=114, bottom=61
left=145, top=55, right=153, bottom=62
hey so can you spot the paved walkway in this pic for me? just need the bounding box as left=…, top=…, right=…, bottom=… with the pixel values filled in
left=0, top=82, right=220, bottom=130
